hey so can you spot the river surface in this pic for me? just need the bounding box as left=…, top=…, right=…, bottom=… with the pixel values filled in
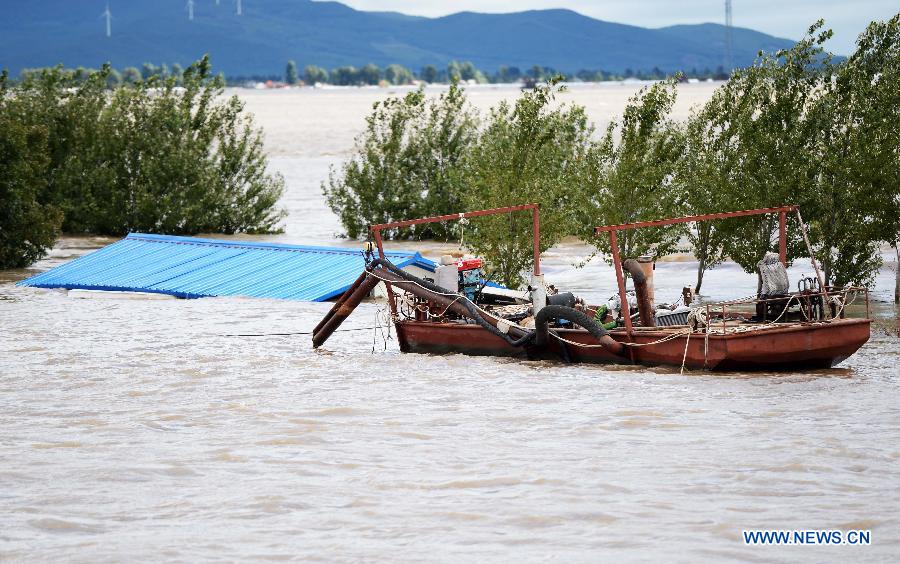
left=2, top=84, right=899, bottom=562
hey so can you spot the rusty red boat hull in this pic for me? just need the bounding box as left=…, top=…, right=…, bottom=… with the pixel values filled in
left=395, top=318, right=871, bottom=371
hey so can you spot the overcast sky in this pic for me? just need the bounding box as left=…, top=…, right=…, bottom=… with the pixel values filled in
left=337, top=1, right=898, bottom=55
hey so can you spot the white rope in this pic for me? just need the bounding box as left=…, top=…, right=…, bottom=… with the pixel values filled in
left=551, top=328, right=691, bottom=349
left=680, top=330, right=692, bottom=375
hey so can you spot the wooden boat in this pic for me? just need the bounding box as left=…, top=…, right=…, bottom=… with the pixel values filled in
left=393, top=318, right=870, bottom=370
left=313, top=204, right=871, bottom=371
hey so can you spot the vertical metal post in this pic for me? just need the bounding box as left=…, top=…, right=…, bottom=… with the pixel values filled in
left=372, top=229, right=398, bottom=319
left=532, top=206, right=541, bottom=276
left=778, top=211, right=787, bottom=266
left=609, top=230, right=633, bottom=335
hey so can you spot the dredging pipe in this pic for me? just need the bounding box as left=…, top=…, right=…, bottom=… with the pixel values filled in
left=313, top=269, right=370, bottom=337
left=533, top=305, right=626, bottom=356
left=623, top=258, right=656, bottom=328
left=313, top=259, right=628, bottom=359
left=312, top=271, right=381, bottom=348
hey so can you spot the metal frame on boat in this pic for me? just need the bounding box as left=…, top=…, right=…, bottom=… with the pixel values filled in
left=313, top=204, right=871, bottom=371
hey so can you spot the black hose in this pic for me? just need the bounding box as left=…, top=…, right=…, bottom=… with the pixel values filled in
left=367, top=258, right=536, bottom=347
left=368, top=258, right=618, bottom=356
left=533, top=305, right=612, bottom=347
left=547, top=292, right=577, bottom=308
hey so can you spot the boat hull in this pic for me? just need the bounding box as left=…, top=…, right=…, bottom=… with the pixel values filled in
left=394, top=318, right=871, bottom=371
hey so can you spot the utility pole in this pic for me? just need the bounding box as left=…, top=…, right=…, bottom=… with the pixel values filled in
left=724, top=0, right=734, bottom=72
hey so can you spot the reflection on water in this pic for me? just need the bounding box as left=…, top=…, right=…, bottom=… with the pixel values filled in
left=2, top=86, right=898, bottom=561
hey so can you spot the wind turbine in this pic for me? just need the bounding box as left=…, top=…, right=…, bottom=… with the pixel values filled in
left=235, top=0, right=242, bottom=16
left=100, top=3, right=112, bottom=37
left=186, top=0, right=195, bottom=21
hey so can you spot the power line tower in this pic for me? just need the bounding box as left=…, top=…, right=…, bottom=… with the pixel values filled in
left=186, top=0, right=195, bottom=21
left=100, top=3, right=112, bottom=38
left=724, top=0, right=734, bottom=72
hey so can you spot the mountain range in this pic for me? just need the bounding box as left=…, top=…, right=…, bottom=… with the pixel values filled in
left=1, top=1, right=797, bottom=76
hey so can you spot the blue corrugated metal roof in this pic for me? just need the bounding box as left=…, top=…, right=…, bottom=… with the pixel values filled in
left=17, top=233, right=435, bottom=302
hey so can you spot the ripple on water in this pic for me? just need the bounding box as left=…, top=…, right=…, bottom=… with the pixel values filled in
left=2, top=187, right=899, bottom=561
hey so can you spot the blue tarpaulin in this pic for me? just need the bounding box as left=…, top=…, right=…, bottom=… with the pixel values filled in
left=17, top=233, right=435, bottom=302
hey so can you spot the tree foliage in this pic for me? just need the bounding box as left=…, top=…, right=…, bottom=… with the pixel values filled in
left=303, top=65, right=329, bottom=85
left=323, top=16, right=899, bottom=296
left=0, top=57, right=285, bottom=267
left=679, top=18, right=899, bottom=289
left=574, top=79, right=685, bottom=263
left=822, top=14, right=899, bottom=294
left=285, top=60, right=299, bottom=85
left=460, top=79, right=592, bottom=287
left=323, top=82, right=477, bottom=239
left=0, top=71, right=62, bottom=269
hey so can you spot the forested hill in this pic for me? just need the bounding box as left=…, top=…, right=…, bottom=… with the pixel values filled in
left=1, top=0, right=796, bottom=76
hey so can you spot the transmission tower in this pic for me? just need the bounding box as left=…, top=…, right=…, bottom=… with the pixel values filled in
left=724, top=0, right=734, bottom=72
left=186, top=0, right=195, bottom=21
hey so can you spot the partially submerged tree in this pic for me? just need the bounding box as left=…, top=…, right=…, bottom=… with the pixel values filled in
left=0, top=71, right=62, bottom=269
left=697, top=26, right=832, bottom=280
left=285, top=60, right=299, bottom=85
left=827, top=14, right=900, bottom=298
left=323, top=82, right=477, bottom=239
left=675, top=110, right=732, bottom=294
left=574, top=79, right=685, bottom=264
left=0, top=56, right=286, bottom=266
left=460, top=78, right=592, bottom=288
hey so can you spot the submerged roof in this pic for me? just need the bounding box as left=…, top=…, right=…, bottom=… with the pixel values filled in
left=18, top=233, right=435, bottom=302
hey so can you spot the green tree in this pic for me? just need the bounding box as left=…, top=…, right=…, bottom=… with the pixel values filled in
left=696, top=27, right=829, bottom=281
left=323, top=83, right=477, bottom=239
left=574, top=79, right=685, bottom=264
left=359, top=63, right=381, bottom=85
left=285, top=60, right=299, bottom=85
left=122, top=67, right=142, bottom=84
left=675, top=107, right=732, bottom=294
left=460, top=78, right=592, bottom=287
left=420, top=65, right=438, bottom=83
left=303, top=65, right=328, bottom=85
left=141, top=62, right=161, bottom=79
left=446, top=61, right=462, bottom=82
left=105, top=68, right=122, bottom=89
left=828, top=14, right=900, bottom=297
left=458, top=61, right=487, bottom=83
left=6, top=58, right=285, bottom=242
left=0, top=71, right=62, bottom=268
left=384, top=64, right=413, bottom=85
left=170, top=63, right=184, bottom=86
left=330, top=66, right=357, bottom=85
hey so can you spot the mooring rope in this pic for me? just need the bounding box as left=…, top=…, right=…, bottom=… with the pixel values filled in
left=222, top=326, right=373, bottom=337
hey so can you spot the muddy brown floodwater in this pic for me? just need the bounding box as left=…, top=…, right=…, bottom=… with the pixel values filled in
left=2, top=84, right=898, bottom=562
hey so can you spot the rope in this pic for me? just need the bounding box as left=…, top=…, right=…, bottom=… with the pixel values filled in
left=372, top=305, right=392, bottom=352
left=680, top=330, right=692, bottom=375
left=222, top=327, right=372, bottom=337
left=550, top=328, right=691, bottom=349
left=795, top=209, right=831, bottom=316
left=458, top=214, right=469, bottom=251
